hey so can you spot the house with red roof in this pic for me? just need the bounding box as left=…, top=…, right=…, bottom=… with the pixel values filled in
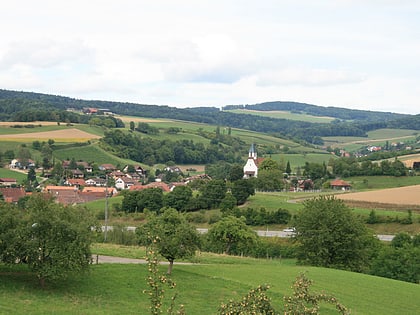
left=0, top=178, right=18, bottom=187
left=0, top=187, right=27, bottom=203
left=330, top=179, right=351, bottom=190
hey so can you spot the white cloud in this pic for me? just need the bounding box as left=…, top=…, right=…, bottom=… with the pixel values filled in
left=256, top=67, right=367, bottom=87
left=0, top=0, right=419, bottom=114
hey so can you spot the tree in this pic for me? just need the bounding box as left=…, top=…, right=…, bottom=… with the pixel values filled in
left=207, top=216, right=258, bottom=255
left=231, top=179, right=255, bottom=205
left=370, top=235, right=420, bottom=283
left=129, top=121, right=135, bottom=131
left=198, top=179, right=227, bottom=209
left=137, top=208, right=200, bottom=275
left=227, top=164, right=245, bottom=182
left=285, top=161, right=292, bottom=175
left=293, top=196, right=378, bottom=272
left=163, top=185, right=193, bottom=211
left=0, top=194, right=94, bottom=287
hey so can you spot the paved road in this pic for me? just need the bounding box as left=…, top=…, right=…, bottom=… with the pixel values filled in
left=104, top=226, right=394, bottom=241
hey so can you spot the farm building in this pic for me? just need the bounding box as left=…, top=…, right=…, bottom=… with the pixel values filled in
left=330, top=179, right=352, bottom=190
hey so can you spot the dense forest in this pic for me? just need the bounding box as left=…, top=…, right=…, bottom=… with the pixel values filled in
left=1, top=89, right=420, bottom=144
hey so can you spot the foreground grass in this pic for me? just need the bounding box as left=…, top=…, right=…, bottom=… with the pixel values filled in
left=1, top=251, right=419, bottom=315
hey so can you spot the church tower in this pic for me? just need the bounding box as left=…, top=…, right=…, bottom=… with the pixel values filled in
left=243, top=143, right=259, bottom=178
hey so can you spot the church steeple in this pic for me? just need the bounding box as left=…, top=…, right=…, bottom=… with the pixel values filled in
left=249, top=143, right=257, bottom=159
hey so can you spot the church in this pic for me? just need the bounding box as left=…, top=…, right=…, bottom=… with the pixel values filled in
left=243, top=143, right=263, bottom=178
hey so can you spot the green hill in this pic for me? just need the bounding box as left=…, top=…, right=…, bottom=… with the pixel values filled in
left=1, top=253, right=418, bottom=314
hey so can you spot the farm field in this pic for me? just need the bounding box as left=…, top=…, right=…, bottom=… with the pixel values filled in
left=226, top=109, right=337, bottom=123
left=0, top=128, right=101, bottom=142
left=336, top=184, right=420, bottom=207
left=0, top=249, right=419, bottom=314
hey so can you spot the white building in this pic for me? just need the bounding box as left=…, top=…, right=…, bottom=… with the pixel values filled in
left=243, top=144, right=260, bottom=178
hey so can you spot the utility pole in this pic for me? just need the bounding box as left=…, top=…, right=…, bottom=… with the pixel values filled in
left=104, top=174, right=108, bottom=242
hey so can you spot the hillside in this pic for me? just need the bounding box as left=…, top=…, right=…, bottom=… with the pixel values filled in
left=1, top=89, right=420, bottom=145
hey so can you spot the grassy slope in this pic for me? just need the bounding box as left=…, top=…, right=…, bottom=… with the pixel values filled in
left=226, top=108, right=337, bottom=123
left=323, top=128, right=418, bottom=151
left=0, top=168, right=27, bottom=183
left=52, top=144, right=137, bottom=167
left=0, top=254, right=418, bottom=314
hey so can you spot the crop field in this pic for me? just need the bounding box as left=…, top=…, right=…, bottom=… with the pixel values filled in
left=226, top=109, right=337, bottom=123
left=336, top=185, right=420, bottom=208
left=0, top=128, right=101, bottom=142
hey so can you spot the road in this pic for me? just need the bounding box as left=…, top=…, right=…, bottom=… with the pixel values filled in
left=106, top=226, right=394, bottom=241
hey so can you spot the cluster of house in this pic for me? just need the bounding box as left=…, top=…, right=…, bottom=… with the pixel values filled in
left=243, top=144, right=352, bottom=191
left=1, top=159, right=212, bottom=205
left=1, top=144, right=356, bottom=205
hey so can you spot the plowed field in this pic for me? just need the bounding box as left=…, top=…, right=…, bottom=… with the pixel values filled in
left=0, top=128, right=101, bottom=141
left=337, top=185, right=420, bottom=207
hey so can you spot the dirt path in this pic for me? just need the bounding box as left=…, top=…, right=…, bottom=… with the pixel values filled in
left=93, top=255, right=193, bottom=265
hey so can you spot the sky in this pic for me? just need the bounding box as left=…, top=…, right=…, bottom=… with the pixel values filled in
left=1, top=0, right=420, bottom=114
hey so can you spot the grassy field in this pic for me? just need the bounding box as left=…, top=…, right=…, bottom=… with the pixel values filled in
left=0, top=168, right=27, bottom=183
left=52, top=143, right=139, bottom=167
left=323, top=128, right=418, bottom=151
left=226, top=109, right=337, bottom=123
left=0, top=247, right=419, bottom=314
left=270, top=152, right=336, bottom=169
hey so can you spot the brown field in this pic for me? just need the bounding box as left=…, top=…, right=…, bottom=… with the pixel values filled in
left=337, top=185, right=420, bottom=209
left=116, top=116, right=167, bottom=123
left=0, top=128, right=101, bottom=141
left=0, top=121, right=59, bottom=126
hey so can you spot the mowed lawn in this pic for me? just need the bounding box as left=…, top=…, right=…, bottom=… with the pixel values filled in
left=0, top=256, right=418, bottom=314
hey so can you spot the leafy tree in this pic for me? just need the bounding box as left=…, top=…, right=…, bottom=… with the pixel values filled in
left=293, top=196, right=378, bottom=272
left=137, top=208, right=200, bottom=274
left=129, top=121, right=135, bottom=131
left=198, top=179, right=227, bottom=209
left=259, top=158, right=280, bottom=171
left=0, top=194, right=94, bottom=287
left=219, top=193, right=237, bottom=212
left=255, top=169, right=284, bottom=191
left=231, top=179, right=255, bottom=205
left=227, top=164, right=245, bottom=182
left=163, top=185, right=193, bottom=211
left=370, top=235, right=420, bottom=283
left=207, top=216, right=258, bottom=255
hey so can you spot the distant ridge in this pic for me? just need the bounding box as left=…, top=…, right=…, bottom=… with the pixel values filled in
left=1, top=89, right=419, bottom=145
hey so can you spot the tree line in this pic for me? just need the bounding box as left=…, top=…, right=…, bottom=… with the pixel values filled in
left=2, top=89, right=420, bottom=145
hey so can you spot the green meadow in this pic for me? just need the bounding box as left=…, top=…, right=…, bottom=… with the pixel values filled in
left=226, top=109, right=337, bottom=123
left=52, top=144, right=139, bottom=167
left=0, top=249, right=419, bottom=315
left=323, top=128, right=418, bottom=151
left=0, top=168, right=27, bottom=183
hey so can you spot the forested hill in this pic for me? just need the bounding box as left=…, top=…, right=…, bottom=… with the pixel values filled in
left=1, top=89, right=419, bottom=144
left=223, top=101, right=408, bottom=121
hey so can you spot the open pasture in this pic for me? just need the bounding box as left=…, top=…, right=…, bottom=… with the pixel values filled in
left=323, top=128, right=418, bottom=151
left=226, top=109, right=337, bottom=123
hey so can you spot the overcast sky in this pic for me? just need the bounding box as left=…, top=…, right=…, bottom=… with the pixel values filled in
left=1, top=1, right=419, bottom=114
